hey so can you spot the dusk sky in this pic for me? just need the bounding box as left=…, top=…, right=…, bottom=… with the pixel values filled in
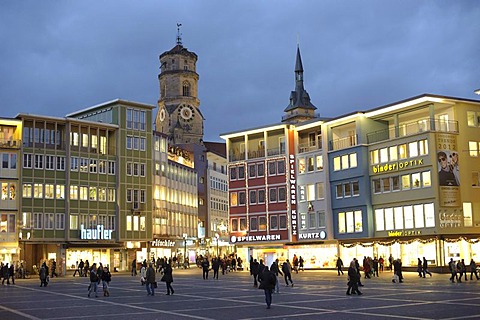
left=1, top=1, right=479, bottom=141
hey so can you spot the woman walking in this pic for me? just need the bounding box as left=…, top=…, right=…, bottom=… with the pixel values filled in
left=101, top=266, right=112, bottom=296
left=161, top=262, right=175, bottom=295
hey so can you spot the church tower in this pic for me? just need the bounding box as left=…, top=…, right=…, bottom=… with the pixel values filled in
left=282, top=46, right=317, bottom=123
left=155, top=25, right=204, bottom=145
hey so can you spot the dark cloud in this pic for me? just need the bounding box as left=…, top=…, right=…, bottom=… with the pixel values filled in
left=1, top=0, right=479, bottom=141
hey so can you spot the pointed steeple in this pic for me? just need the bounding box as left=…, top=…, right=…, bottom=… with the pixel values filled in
left=282, top=45, right=317, bottom=123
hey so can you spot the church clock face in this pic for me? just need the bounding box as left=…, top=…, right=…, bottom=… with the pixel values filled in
left=178, top=104, right=195, bottom=121
left=159, top=108, right=166, bottom=122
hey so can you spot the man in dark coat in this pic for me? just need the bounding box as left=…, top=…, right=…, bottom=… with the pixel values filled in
left=346, top=260, right=362, bottom=295
left=251, top=259, right=259, bottom=287
left=145, top=263, right=156, bottom=296
left=161, top=262, right=174, bottom=295
left=201, top=257, right=210, bottom=280
left=258, top=266, right=277, bottom=309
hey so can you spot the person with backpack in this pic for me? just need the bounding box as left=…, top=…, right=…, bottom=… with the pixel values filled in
left=281, top=259, right=294, bottom=287
left=88, top=263, right=99, bottom=298
left=258, top=266, right=277, bottom=309
left=270, top=259, right=283, bottom=294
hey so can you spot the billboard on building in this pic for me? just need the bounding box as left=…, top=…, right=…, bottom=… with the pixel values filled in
left=436, top=133, right=460, bottom=207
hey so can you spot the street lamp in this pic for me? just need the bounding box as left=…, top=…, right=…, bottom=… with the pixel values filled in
left=215, top=233, right=220, bottom=258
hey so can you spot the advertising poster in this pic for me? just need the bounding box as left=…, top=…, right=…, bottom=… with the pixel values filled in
left=436, top=133, right=460, bottom=207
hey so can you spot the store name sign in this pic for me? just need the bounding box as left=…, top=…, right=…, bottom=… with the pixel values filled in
left=387, top=230, right=422, bottom=237
left=299, top=231, right=326, bottom=240
left=80, top=224, right=112, bottom=240
left=372, top=159, right=423, bottom=174
left=150, top=239, right=176, bottom=247
left=230, top=234, right=281, bottom=243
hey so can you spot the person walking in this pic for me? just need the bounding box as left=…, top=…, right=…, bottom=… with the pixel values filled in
left=2, top=263, right=10, bottom=285
left=372, top=257, right=379, bottom=277
left=392, top=259, right=403, bottom=283
left=292, top=254, right=299, bottom=274
left=212, top=258, right=220, bottom=280
left=140, top=263, right=147, bottom=285
left=469, top=259, right=479, bottom=280
left=77, top=259, right=84, bottom=277
left=201, top=257, right=210, bottom=280
left=51, top=259, right=57, bottom=278
left=9, top=263, right=15, bottom=284
left=457, top=259, right=467, bottom=282
left=101, top=266, right=111, bottom=296
left=448, top=258, right=457, bottom=283
left=131, top=259, right=137, bottom=276
left=378, top=256, right=384, bottom=272
left=270, top=259, right=283, bottom=294
left=299, top=256, right=304, bottom=271
left=161, top=262, right=175, bottom=295
left=336, top=257, right=344, bottom=276
left=417, top=258, right=423, bottom=277
left=251, top=259, right=259, bottom=287
left=281, top=259, right=294, bottom=287
left=388, top=254, right=394, bottom=271
left=258, top=266, right=277, bottom=309
left=88, top=263, right=99, bottom=298
left=422, top=257, right=432, bottom=277
left=145, top=263, right=156, bottom=296
left=84, top=260, right=89, bottom=277
left=39, top=263, right=48, bottom=287
left=346, top=260, right=362, bottom=295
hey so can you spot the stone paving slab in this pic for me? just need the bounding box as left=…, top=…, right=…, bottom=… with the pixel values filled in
left=1, top=269, right=480, bottom=320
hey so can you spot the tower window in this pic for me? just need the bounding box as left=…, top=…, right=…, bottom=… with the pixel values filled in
left=183, top=81, right=190, bottom=96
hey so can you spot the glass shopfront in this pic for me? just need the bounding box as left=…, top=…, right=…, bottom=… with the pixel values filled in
left=66, top=248, right=112, bottom=271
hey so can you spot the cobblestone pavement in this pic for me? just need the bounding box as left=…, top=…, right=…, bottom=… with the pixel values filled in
left=1, top=268, right=480, bottom=320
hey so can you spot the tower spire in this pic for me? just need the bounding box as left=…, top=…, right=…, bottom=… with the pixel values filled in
left=176, top=23, right=182, bottom=45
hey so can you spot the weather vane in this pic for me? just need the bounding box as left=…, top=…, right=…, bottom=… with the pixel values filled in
left=176, top=23, right=182, bottom=45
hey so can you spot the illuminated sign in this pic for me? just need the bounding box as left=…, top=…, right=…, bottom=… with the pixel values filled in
left=230, top=234, right=282, bottom=243
left=288, top=129, right=297, bottom=241
left=299, top=231, right=326, bottom=240
left=150, top=239, right=176, bottom=247
left=80, top=224, right=112, bottom=240
left=167, top=145, right=194, bottom=168
left=387, top=230, right=421, bottom=237
left=372, top=159, right=423, bottom=174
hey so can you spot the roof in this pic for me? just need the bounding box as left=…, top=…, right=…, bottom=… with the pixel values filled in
left=66, top=99, right=155, bottom=118
left=204, top=141, right=226, bottom=158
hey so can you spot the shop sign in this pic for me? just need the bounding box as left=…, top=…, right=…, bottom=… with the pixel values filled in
left=299, top=231, right=326, bottom=240
left=150, top=239, right=176, bottom=247
left=288, top=128, right=297, bottom=241
left=230, top=234, right=281, bottom=243
left=372, top=159, right=423, bottom=174
left=80, top=224, right=112, bottom=240
left=387, top=230, right=421, bottom=237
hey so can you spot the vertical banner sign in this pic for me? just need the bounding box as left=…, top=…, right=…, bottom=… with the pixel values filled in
left=436, top=133, right=460, bottom=207
left=288, top=129, right=297, bottom=242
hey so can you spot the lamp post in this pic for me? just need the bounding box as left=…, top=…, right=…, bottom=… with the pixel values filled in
left=183, top=233, right=187, bottom=266
left=215, top=233, right=220, bottom=258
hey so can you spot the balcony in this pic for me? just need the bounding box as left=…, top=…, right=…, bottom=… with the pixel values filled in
left=366, top=118, right=458, bottom=144
left=229, top=152, right=245, bottom=162
left=298, top=141, right=322, bottom=154
left=330, top=135, right=358, bottom=151
left=247, top=149, right=265, bottom=159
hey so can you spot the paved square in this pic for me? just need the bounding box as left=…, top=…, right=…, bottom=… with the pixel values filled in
left=1, top=269, right=479, bottom=319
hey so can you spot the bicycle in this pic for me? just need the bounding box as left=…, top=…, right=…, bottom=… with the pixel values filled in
left=15, top=268, right=31, bottom=279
